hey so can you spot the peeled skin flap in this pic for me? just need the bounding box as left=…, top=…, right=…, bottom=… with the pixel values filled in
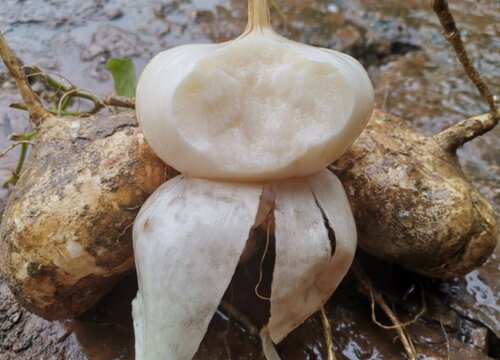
left=269, top=178, right=331, bottom=342
left=268, top=169, right=357, bottom=343
left=132, top=176, right=263, bottom=360
left=308, top=169, right=357, bottom=295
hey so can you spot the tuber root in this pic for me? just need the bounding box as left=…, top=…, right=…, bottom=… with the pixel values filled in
left=0, top=111, right=169, bottom=319
left=0, top=33, right=171, bottom=319
left=336, top=109, right=497, bottom=279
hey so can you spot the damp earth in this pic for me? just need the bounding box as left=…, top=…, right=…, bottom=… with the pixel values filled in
left=0, top=0, right=498, bottom=359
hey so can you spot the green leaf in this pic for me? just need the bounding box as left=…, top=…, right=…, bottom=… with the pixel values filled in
left=107, top=58, right=137, bottom=97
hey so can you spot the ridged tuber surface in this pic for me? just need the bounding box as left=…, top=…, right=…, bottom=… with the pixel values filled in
left=336, top=109, right=497, bottom=279
left=0, top=111, right=168, bottom=319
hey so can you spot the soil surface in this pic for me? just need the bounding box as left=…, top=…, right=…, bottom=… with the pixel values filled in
left=0, top=0, right=498, bottom=359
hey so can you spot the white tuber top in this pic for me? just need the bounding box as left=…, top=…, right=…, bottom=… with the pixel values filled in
left=135, top=0, right=374, bottom=182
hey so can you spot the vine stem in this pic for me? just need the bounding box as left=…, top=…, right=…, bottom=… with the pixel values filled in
left=23, top=65, right=135, bottom=115
left=0, top=140, right=32, bottom=160
left=0, top=32, right=49, bottom=125
left=1, top=34, right=135, bottom=187
left=434, top=112, right=496, bottom=151
left=245, top=0, right=272, bottom=34
left=431, top=0, right=498, bottom=150
left=2, top=131, right=37, bottom=187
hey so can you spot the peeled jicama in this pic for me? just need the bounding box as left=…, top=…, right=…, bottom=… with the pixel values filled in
left=136, top=1, right=372, bottom=182
left=133, top=0, right=374, bottom=359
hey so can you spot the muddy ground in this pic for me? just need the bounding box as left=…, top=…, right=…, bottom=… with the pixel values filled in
left=0, top=0, right=498, bottom=359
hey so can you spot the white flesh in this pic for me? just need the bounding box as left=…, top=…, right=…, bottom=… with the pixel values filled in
left=136, top=32, right=374, bottom=181
left=268, top=169, right=357, bottom=343
left=132, top=176, right=263, bottom=360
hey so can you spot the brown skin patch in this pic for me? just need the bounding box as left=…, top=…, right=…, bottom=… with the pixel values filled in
left=142, top=219, right=152, bottom=233
left=0, top=111, right=170, bottom=319
left=335, top=109, right=497, bottom=279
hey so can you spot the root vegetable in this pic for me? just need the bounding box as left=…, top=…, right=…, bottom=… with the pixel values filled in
left=336, top=109, right=497, bottom=279
left=0, top=111, right=168, bottom=319
left=133, top=0, right=372, bottom=358
left=0, top=35, right=169, bottom=319
left=136, top=1, right=372, bottom=182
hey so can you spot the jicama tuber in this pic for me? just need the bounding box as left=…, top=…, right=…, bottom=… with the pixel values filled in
left=336, top=109, right=497, bottom=279
left=132, top=0, right=373, bottom=358
left=0, top=34, right=170, bottom=319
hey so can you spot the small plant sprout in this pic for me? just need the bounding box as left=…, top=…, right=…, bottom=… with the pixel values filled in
left=133, top=0, right=374, bottom=359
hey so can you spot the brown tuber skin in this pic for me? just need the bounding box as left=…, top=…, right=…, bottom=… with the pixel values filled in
left=336, top=109, right=497, bottom=279
left=0, top=111, right=169, bottom=319
left=0, top=33, right=173, bottom=319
